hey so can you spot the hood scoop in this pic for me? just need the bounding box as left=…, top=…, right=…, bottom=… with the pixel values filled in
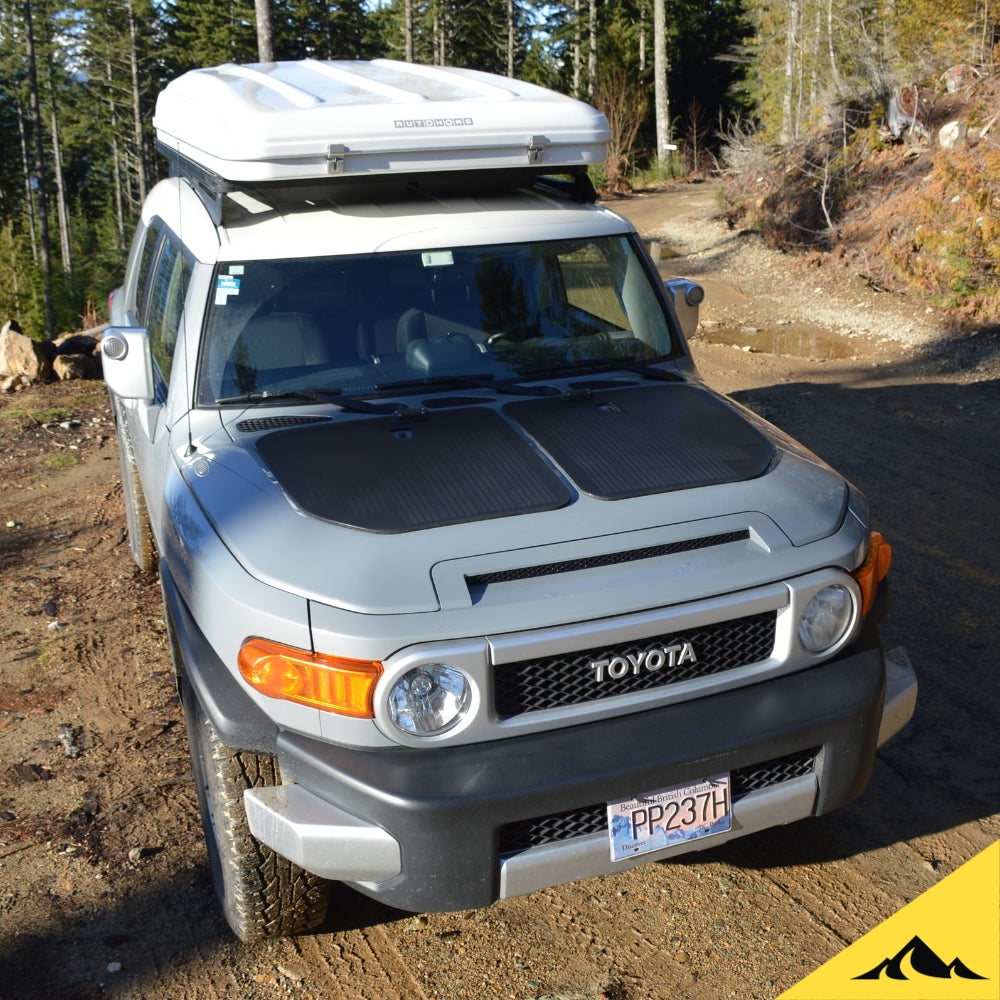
left=504, top=384, right=775, bottom=499
left=237, top=414, right=331, bottom=433
left=255, top=407, right=571, bottom=533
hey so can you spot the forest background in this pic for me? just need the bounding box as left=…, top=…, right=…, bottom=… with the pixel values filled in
left=1, top=0, right=998, bottom=341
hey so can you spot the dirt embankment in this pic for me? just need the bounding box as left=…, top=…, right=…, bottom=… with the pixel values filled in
left=1, top=185, right=998, bottom=1000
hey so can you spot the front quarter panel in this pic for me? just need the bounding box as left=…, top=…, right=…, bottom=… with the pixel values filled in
left=160, top=456, right=325, bottom=740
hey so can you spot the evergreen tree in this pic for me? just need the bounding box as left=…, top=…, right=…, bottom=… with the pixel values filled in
left=0, top=0, right=766, bottom=334
left=277, top=0, right=372, bottom=60
left=163, top=0, right=257, bottom=72
left=743, top=0, right=981, bottom=142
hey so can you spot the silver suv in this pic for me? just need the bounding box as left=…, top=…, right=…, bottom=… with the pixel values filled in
left=102, top=59, right=915, bottom=941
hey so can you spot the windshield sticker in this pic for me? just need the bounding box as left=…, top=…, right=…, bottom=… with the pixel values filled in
left=228, top=264, right=245, bottom=275
left=215, top=274, right=241, bottom=306
left=421, top=251, right=454, bottom=267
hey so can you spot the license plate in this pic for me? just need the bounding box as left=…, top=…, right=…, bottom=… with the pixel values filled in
left=607, top=774, right=731, bottom=862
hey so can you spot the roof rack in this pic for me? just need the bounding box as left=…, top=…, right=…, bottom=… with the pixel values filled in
left=153, top=60, right=610, bottom=193
left=160, top=140, right=598, bottom=225
left=159, top=142, right=233, bottom=225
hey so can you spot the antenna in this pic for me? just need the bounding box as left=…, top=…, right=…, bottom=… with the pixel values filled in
left=173, top=143, right=196, bottom=458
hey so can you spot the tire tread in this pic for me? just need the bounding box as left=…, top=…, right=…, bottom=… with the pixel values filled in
left=186, top=687, right=330, bottom=941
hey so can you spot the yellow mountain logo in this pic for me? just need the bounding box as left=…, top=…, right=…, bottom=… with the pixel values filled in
left=779, top=840, right=999, bottom=999
left=853, top=934, right=986, bottom=982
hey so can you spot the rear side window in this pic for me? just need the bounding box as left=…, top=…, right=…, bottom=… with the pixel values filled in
left=134, top=226, right=161, bottom=320
left=145, top=237, right=193, bottom=385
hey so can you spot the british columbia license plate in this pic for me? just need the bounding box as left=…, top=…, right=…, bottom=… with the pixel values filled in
left=607, top=774, right=732, bottom=862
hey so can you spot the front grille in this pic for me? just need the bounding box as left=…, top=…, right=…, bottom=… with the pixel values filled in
left=497, top=748, right=820, bottom=856
left=468, top=530, right=750, bottom=589
left=731, top=747, right=818, bottom=796
left=493, top=611, right=776, bottom=718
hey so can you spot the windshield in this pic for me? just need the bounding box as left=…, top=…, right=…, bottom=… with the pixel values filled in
left=196, top=235, right=680, bottom=405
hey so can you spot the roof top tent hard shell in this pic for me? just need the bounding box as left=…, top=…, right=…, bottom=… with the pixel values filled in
left=153, top=59, right=611, bottom=186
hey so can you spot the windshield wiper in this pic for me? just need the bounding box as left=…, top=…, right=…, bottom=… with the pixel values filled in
left=374, top=373, right=494, bottom=393
left=374, top=373, right=558, bottom=398
left=517, top=358, right=685, bottom=382
left=216, top=387, right=426, bottom=419
left=216, top=389, right=336, bottom=406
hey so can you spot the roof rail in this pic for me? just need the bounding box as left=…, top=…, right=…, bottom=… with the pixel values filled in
left=157, top=141, right=234, bottom=226
left=533, top=172, right=598, bottom=204
left=158, top=136, right=598, bottom=218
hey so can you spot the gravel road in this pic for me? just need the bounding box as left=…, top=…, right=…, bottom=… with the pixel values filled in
left=1, top=183, right=997, bottom=1000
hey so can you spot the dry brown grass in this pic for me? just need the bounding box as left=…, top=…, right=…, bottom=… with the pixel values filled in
left=719, top=72, right=1000, bottom=328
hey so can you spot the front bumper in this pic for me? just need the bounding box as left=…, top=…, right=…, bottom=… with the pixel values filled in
left=244, top=623, right=915, bottom=913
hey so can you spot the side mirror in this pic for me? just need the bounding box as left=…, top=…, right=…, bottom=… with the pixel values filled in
left=664, top=279, right=705, bottom=341
left=101, top=327, right=155, bottom=403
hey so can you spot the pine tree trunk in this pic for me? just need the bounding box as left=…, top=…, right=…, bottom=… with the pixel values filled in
left=404, top=0, right=414, bottom=61
left=4, top=225, right=23, bottom=315
left=588, top=0, right=598, bottom=100
left=15, top=99, right=39, bottom=264
left=781, top=0, right=802, bottom=143
left=50, top=105, right=71, bottom=275
left=127, top=1, right=147, bottom=202
left=255, top=0, right=274, bottom=62
left=827, top=0, right=841, bottom=93
left=572, top=0, right=581, bottom=99
left=107, top=61, right=126, bottom=248
left=653, top=0, right=671, bottom=167
left=41, top=12, right=71, bottom=274
left=507, top=0, right=515, bottom=77
left=22, top=0, right=55, bottom=338
left=639, top=0, right=646, bottom=73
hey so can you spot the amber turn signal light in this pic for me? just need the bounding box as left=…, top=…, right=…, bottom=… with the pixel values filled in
left=852, top=531, right=892, bottom=617
left=238, top=638, right=382, bottom=717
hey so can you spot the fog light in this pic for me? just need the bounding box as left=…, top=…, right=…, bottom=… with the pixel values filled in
left=798, top=585, right=853, bottom=653
left=388, top=664, right=471, bottom=737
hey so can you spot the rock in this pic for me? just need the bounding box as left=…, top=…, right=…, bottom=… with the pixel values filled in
left=53, top=353, right=98, bottom=381
left=12, top=762, right=54, bottom=782
left=1, top=374, right=30, bottom=393
left=943, top=64, right=978, bottom=93
left=57, top=724, right=82, bottom=758
left=54, top=333, right=99, bottom=356
left=276, top=963, right=304, bottom=983
left=0, top=326, right=56, bottom=382
left=938, top=121, right=965, bottom=150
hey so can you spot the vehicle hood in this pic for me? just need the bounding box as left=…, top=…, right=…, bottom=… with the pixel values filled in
left=182, top=382, right=849, bottom=615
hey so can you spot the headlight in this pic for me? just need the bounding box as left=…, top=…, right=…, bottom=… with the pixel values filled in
left=387, top=664, right=471, bottom=737
left=798, top=585, right=853, bottom=653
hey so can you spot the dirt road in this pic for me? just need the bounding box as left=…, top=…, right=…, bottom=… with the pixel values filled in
left=1, top=185, right=998, bottom=1000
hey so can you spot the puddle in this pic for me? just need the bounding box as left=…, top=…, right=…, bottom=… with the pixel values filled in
left=696, top=323, right=861, bottom=360
left=645, top=240, right=681, bottom=262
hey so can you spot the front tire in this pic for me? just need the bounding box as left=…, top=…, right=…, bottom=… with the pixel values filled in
left=181, top=681, right=330, bottom=941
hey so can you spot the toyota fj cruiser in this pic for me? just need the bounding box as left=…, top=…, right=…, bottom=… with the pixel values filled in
left=102, top=59, right=916, bottom=941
